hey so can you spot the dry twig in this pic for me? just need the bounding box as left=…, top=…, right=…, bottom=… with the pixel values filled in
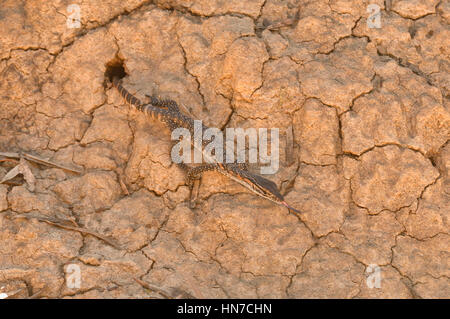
left=9, top=213, right=121, bottom=250
left=0, top=152, right=82, bottom=174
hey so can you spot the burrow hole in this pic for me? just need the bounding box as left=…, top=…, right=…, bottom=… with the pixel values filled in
left=104, top=56, right=127, bottom=87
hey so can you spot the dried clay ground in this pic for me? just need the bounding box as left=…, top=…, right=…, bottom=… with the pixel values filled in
left=0, top=0, right=449, bottom=298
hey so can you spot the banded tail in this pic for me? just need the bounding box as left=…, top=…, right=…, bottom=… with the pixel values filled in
left=112, top=77, right=176, bottom=124
left=112, top=77, right=144, bottom=111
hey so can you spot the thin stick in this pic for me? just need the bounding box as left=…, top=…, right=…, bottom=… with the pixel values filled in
left=28, top=289, right=44, bottom=299
left=0, top=152, right=82, bottom=174
left=23, top=153, right=83, bottom=174
left=134, top=278, right=173, bottom=299
left=10, top=213, right=121, bottom=250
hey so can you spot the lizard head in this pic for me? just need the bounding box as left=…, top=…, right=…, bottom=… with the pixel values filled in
left=237, top=170, right=301, bottom=215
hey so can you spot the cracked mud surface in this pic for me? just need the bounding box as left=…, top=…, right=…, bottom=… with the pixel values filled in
left=0, top=0, right=449, bottom=298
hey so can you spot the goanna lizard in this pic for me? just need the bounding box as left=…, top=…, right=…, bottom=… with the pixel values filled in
left=112, top=77, right=301, bottom=215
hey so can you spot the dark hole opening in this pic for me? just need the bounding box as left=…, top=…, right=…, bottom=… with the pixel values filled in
left=104, top=56, right=127, bottom=86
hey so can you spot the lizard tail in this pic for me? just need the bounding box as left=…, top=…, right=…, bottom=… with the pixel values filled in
left=112, top=77, right=144, bottom=111
left=111, top=77, right=170, bottom=123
